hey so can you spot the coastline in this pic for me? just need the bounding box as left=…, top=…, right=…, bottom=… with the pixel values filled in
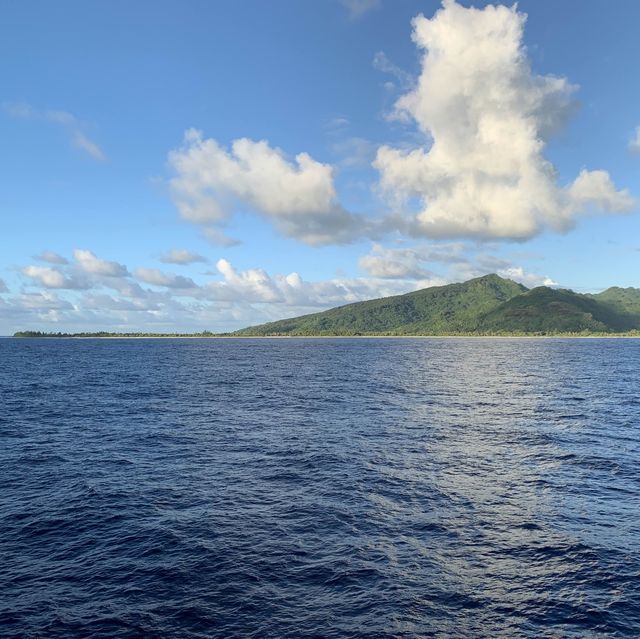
left=10, top=334, right=640, bottom=340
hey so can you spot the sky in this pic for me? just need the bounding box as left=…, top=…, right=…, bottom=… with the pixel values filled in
left=1, top=0, right=639, bottom=334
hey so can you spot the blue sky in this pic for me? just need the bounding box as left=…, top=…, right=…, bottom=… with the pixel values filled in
left=1, top=0, right=639, bottom=333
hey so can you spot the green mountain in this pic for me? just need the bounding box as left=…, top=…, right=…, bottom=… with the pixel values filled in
left=234, top=274, right=640, bottom=336
left=477, top=286, right=638, bottom=333
left=589, top=287, right=640, bottom=320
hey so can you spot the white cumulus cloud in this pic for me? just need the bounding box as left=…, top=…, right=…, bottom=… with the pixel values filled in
left=73, top=249, right=128, bottom=277
left=202, top=258, right=433, bottom=309
left=567, top=169, right=635, bottom=213
left=374, top=0, right=634, bottom=241
left=22, top=265, right=84, bottom=289
left=496, top=266, right=556, bottom=288
left=168, top=129, right=362, bottom=245
left=211, top=259, right=282, bottom=303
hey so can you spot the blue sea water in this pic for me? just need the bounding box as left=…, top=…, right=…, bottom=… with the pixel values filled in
left=1, top=337, right=639, bottom=638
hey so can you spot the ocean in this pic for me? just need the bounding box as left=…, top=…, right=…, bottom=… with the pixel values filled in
left=1, top=337, right=639, bottom=637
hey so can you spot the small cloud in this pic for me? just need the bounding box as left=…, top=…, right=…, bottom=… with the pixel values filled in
left=159, top=249, right=208, bottom=265
left=331, top=136, right=376, bottom=167
left=372, top=51, right=413, bottom=90
left=44, top=109, right=77, bottom=126
left=34, top=250, right=69, bottom=265
left=134, top=267, right=197, bottom=289
left=22, top=266, right=68, bottom=289
left=72, top=131, right=106, bottom=161
left=629, top=126, right=640, bottom=154
left=3, top=101, right=105, bottom=161
left=3, top=101, right=35, bottom=118
left=497, top=266, right=557, bottom=288
left=202, top=227, right=241, bottom=247
left=22, top=265, right=87, bottom=290
left=358, top=241, right=557, bottom=289
left=340, top=0, right=381, bottom=19
left=358, top=243, right=433, bottom=279
left=0, top=278, right=8, bottom=293
left=325, top=116, right=350, bottom=131
left=73, top=249, right=128, bottom=277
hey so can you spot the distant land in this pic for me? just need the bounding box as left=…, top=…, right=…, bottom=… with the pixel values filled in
left=13, top=274, right=640, bottom=338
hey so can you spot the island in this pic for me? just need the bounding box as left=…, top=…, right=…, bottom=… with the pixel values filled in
left=13, top=274, right=640, bottom=338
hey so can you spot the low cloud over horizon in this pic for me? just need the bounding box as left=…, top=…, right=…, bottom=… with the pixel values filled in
left=3, top=242, right=558, bottom=333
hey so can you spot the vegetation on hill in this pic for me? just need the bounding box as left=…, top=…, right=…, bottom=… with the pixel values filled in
left=233, top=275, right=640, bottom=336
left=477, top=287, right=639, bottom=333
left=234, top=274, right=526, bottom=336
left=589, top=287, right=640, bottom=324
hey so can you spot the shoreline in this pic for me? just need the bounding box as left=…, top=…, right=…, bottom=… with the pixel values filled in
left=9, top=334, right=640, bottom=340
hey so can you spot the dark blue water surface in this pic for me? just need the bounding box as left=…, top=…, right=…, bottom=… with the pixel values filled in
left=1, top=338, right=640, bottom=638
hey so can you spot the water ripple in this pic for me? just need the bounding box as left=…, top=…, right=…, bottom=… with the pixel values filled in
left=1, top=337, right=640, bottom=637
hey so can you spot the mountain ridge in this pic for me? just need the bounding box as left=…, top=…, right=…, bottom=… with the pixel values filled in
left=233, top=274, right=640, bottom=336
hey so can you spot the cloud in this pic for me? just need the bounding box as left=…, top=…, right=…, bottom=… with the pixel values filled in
left=22, top=265, right=86, bottom=290
left=326, top=116, right=350, bottom=130
left=330, top=136, right=377, bottom=168
left=7, top=243, right=560, bottom=334
left=23, top=266, right=67, bottom=288
left=3, top=102, right=105, bottom=161
left=358, top=241, right=556, bottom=288
left=629, top=126, right=640, bottom=154
left=3, top=102, right=36, bottom=119
left=202, top=227, right=241, bottom=247
left=0, top=278, right=7, bottom=293
left=6, top=250, right=445, bottom=333
left=102, top=276, right=149, bottom=299
left=159, top=249, right=208, bottom=265
left=34, top=251, right=69, bottom=265
left=168, top=129, right=362, bottom=245
left=359, top=244, right=433, bottom=279
left=205, top=258, right=435, bottom=308
left=14, top=291, right=74, bottom=311
left=567, top=169, right=634, bottom=213
left=446, top=255, right=556, bottom=288
left=372, top=51, right=413, bottom=91
left=374, top=0, right=634, bottom=241
left=209, top=259, right=282, bottom=303
left=80, top=293, right=163, bottom=312
left=73, top=249, right=128, bottom=277
left=340, top=0, right=381, bottom=19
left=22, top=250, right=133, bottom=291
left=495, top=266, right=556, bottom=288
left=71, top=131, right=105, bottom=161
left=134, top=267, right=197, bottom=289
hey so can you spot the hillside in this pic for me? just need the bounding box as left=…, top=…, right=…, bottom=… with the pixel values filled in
left=589, top=287, right=640, bottom=322
left=235, top=274, right=525, bottom=336
left=234, top=275, right=640, bottom=336
left=477, top=287, right=638, bottom=333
